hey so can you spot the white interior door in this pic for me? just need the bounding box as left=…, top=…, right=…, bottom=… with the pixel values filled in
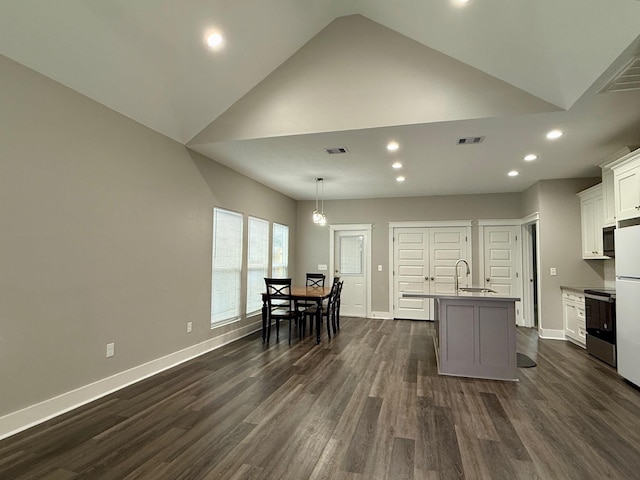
left=393, top=228, right=430, bottom=320
left=335, top=230, right=367, bottom=317
left=430, top=227, right=469, bottom=296
left=482, top=225, right=522, bottom=325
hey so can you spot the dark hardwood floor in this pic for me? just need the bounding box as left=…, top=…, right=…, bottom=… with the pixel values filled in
left=2, top=318, right=640, bottom=479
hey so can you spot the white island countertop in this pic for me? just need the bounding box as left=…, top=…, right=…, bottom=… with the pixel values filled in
left=402, top=291, right=520, bottom=302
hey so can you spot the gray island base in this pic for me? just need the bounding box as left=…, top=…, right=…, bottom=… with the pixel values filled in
left=403, top=292, right=521, bottom=381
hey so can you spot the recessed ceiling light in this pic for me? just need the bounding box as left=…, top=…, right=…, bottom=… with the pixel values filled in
left=206, top=32, right=224, bottom=49
left=524, top=154, right=538, bottom=161
left=453, top=0, right=471, bottom=6
left=508, top=170, right=519, bottom=177
left=392, top=162, right=403, bottom=169
left=546, top=129, right=563, bottom=140
left=396, top=176, right=405, bottom=182
left=387, top=142, right=400, bottom=152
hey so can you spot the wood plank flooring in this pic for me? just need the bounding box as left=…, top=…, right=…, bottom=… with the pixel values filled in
left=2, top=318, right=640, bottom=479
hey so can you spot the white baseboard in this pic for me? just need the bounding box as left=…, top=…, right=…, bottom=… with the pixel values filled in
left=0, top=321, right=262, bottom=441
left=370, top=311, right=393, bottom=319
left=538, top=328, right=565, bottom=340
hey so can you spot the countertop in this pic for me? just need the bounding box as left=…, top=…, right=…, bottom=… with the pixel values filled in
left=560, top=285, right=606, bottom=293
left=402, top=292, right=520, bottom=302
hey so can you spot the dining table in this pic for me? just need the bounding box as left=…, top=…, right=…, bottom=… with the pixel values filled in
left=261, top=286, right=332, bottom=344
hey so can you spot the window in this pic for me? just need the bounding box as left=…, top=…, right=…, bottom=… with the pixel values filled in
left=211, top=208, right=243, bottom=326
left=339, top=235, right=364, bottom=275
left=246, top=216, right=269, bottom=315
left=272, top=223, right=289, bottom=278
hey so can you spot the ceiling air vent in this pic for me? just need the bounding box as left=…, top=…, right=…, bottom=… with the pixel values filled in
left=325, top=147, right=349, bottom=155
left=599, top=56, right=640, bottom=93
left=457, top=136, right=484, bottom=145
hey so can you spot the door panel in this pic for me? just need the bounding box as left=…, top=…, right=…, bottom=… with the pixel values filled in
left=483, top=225, right=522, bottom=324
left=394, top=228, right=430, bottom=320
left=431, top=227, right=468, bottom=296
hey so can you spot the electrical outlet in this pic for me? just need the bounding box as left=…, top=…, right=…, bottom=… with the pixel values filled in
left=377, top=265, right=383, bottom=271
left=106, top=343, right=115, bottom=358
left=550, top=267, right=557, bottom=276
left=187, top=322, right=193, bottom=333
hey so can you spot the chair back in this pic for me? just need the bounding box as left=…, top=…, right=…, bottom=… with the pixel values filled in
left=264, top=278, right=293, bottom=309
left=306, top=273, right=326, bottom=288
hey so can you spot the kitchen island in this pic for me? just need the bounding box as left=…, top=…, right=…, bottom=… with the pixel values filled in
left=403, top=291, right=520, bottom=381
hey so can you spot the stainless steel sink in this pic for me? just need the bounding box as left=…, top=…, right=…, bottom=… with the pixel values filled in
left=458, top=287, right=497, bottom=293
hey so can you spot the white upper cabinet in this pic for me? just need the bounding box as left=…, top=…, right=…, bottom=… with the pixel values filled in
left=613, top=152, right=640, bottom=222
left=600, top=146, right=633, bottom=226
left=578, top=184, right=608, bottom=259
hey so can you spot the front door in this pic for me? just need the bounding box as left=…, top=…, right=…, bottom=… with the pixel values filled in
left=334, top=230, right=368, bottom=317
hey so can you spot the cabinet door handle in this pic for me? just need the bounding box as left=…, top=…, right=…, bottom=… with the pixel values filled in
left=431, top=277, right=435, bottom=281
left=425, top=276, right=429, bottom=281
left=486, top=277, right=490, bottom=282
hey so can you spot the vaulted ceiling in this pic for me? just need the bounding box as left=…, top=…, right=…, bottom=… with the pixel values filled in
left=1, top=0, right=639, bottom=199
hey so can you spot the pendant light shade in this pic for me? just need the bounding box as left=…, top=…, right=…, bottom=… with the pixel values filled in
left=312, top=178, right=327, bottom=225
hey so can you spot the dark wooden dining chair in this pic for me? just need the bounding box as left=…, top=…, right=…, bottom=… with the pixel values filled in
left=296, top=273, right=326, bottom=335
left=334, top=280, right=344, bottom=333
left=302, top=276, right=339, bottom=339
left=264, top=278, right=300, bottom=344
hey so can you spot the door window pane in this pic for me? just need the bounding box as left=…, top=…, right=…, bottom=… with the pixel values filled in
left=340, top=235, right=363, bottom=275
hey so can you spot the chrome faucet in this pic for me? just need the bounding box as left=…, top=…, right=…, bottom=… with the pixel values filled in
left=454, top=259, right=470, bottom=292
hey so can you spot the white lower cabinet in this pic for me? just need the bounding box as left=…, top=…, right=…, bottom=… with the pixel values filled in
left=562, top=290, right=586, bottom=348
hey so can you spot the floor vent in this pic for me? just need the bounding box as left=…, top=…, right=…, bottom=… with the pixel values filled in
left=457, top=136, right=484, bottom=145
left=325, top=147, right=349, bottom=154
left=599, top=55, right=640, bottom=93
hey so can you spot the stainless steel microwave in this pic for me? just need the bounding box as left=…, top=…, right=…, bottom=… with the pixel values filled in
left=603, top=226, right=615, bottom=257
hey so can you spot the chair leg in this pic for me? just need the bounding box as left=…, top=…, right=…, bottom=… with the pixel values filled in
left=326, top=313, right=331, bottom=339
left=266, top=318, right=271, bottom=344
left=276, top=319, right=280, bottom=342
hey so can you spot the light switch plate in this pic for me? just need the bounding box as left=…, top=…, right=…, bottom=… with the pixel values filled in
left=378, top=265, right=383, bottom=271
left=550, top=267, right=557, bottom=276
left=318, top=264, right=327, bottom=271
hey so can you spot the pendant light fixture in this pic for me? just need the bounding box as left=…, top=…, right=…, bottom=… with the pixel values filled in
left=312, top=177, right=327, bottom=225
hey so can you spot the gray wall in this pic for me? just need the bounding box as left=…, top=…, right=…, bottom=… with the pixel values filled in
left=0, top=55, right=296, bottom=417
left=296, top=193, right=523, bottom=313
left=534, top=178, right=604, bottom=332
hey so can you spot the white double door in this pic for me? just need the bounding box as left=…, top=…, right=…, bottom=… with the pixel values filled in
left=393, top=226, right=470, bottom=321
